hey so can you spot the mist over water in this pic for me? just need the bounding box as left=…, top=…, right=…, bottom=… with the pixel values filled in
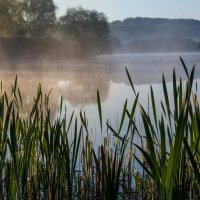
left=1, top=2, right=200, bottom=197
left=0, top=52, right=200, bottom=144
left=1, top=52, right=200, bottom=106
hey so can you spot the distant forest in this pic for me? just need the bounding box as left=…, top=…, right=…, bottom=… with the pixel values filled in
left=0, top=0, right=200, bottom=60
left=110, top=17, right=200, bottom=53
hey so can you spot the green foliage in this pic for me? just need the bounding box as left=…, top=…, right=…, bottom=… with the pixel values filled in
left=93, top=142, right=127, bottom=200
left=0, top=58, right=199, bottom=199
left=0, top=0, right=15, bottom=35
left=23, top=0, right=57, bottom=36
left=0, top=3, right=111, bottom=56
left=0, top=0, right=57, bottom=37
left=126, top=58, right=200, bottom=199
left=59, top=7, right=111, bottom=57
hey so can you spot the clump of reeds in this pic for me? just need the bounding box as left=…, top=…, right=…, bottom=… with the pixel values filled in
left=0, top=57, right=199, bottom=199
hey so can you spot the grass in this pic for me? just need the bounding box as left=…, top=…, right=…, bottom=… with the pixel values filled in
left=0, top=57, right=199, bottom=199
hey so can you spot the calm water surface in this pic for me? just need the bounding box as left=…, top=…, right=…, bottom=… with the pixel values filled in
left=0, top=52, right=200, bottom=143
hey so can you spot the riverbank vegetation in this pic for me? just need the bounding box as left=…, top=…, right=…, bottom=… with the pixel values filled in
left=0, top=1, right=111, bottom=58
left=0, top=58, right=199, bottom=199
left=1, top=1, right=200, bottom=60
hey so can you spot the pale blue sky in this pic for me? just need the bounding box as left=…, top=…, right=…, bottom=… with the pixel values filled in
left=54, top=0, right=200, bottom=22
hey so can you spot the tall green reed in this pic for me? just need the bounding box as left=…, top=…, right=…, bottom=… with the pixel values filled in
left=124, top=57, right=200, bottom=199
left=0, top=57, right=199, bottom=199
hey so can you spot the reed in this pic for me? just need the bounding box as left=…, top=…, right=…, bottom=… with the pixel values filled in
left=125, top=57, right=200, bottom=200
left=0, top=57, right=199, bottom=199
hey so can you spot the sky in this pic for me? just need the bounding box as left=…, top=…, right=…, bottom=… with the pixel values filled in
left=54, top=0, right=200, bottom=22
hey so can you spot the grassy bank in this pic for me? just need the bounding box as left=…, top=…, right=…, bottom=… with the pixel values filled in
left=0, top=58, right=199, bottom=199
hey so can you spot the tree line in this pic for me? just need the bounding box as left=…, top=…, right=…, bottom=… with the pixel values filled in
left=0, top=0, right=111, bottom=56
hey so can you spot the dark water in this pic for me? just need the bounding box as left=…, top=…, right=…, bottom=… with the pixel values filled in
left=0, top=52, right=200, bottom=143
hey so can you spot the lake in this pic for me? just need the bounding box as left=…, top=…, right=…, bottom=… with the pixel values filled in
left=0, top=52, right=200, bottom=144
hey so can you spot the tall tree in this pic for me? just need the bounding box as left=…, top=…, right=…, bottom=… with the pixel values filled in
left=0, top=0, right=57, bottom=37
left=23, top=0, right=57, bottom=37
left=59, top=7, right=111, bottom=57
left=0, top=0, right=15, bottom=35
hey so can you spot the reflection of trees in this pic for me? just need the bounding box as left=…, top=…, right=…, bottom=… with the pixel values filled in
left=0, top=71, right=110, bottom=115
left=59, top=73, right=109, bottom=106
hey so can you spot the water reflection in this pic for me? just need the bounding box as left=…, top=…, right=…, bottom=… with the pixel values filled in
left=0, top=72, right=110, bottom=120
left=0, top=52, right=199, bottom=111
left=1, top=52, right=200, bottom=145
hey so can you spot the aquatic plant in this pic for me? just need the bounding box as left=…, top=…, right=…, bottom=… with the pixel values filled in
left=0, top=57, right=199, bottom=199
left=123, top=58, right=200, bottom=199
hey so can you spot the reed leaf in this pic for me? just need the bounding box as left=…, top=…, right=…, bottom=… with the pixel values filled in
left=97, top=89, right=103, bottom=133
